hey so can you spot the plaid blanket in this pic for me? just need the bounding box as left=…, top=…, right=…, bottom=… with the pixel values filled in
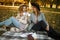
left=0, top=31, right=54, bottom=40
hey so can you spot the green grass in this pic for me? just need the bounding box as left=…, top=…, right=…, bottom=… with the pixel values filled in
left=41, top=7, right=60, bottom=12
left=0, top=9, right=17, bottom=21
left=44, top=12, right=60, bottom=32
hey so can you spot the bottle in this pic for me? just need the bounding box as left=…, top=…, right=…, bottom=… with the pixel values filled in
left=32, top=33, right=37, bottom=40
left=27, top=34, right=34, bottom=40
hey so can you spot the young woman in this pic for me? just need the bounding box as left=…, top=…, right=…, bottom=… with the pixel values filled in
left=0, top=4, right=30, bottom=31
left=28, top=3, right=60, bottom=40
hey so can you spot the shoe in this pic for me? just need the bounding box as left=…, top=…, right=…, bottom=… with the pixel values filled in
left=2, top=25, right=6, bottom=30
left=10, top=27, right=16, bottom=32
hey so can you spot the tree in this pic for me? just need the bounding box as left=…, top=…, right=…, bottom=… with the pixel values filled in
left=26, top=0, right=36, bottom=3
left=54, top=0, right=60, bottom=8
left=47, top=0, right=54, bottom=8
left=40, top=0, right=47, bottom=7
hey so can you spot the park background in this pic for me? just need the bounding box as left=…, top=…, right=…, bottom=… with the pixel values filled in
left=0, top=0, right=60, bottom=35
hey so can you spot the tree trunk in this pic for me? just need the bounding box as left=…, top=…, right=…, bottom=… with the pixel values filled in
left=50, top=4, right=52, bottom=8
left=12, top=2, right=15, bottom=6
left=44, top=3, right=46, bottom=7
left=56, top=4, right=58, bottom=9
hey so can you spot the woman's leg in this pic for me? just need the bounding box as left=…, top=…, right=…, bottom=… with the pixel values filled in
left=0, top=17, right=12, bottom=26
left=31, top=20, right=60, bottom=39
left=38, top=21, right=60, bottom=39
left=0, top=17, right=20, bottom=28
left=47, top=26, right=60, bottom=40
left=31, top=20, right=47, bottom=31
left=0, top=22, right=4, bottom=26
left=10, top=17, right=20, bottom=28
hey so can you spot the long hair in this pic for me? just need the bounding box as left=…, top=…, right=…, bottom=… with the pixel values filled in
left=19, top=4, right=27, bottom=13
left=31, top=3, right=41, bottom=15
left=31, top=3, right=40, bottom=11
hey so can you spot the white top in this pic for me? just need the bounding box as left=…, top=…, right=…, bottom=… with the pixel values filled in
left=16, top=12, right=30, bottom=30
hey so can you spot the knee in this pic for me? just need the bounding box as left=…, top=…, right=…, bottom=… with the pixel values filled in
left=10, top=16, right=15, bottom=19
left=11, top=16, right=14, bottom=18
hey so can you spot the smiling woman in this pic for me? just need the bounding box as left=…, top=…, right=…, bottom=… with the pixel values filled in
left=27, top=3, right=60, bottom=40
left=0, top=4, right=30, bottom=32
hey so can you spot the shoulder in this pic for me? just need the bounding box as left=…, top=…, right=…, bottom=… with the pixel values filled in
left=39, top=12, right=45, bottom=16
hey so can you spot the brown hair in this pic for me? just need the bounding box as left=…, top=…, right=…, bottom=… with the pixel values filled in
left=19, top=4, right=27, bottom=13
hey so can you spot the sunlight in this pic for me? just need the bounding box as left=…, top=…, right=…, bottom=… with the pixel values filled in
left=29, top=0, right=32, bottom=9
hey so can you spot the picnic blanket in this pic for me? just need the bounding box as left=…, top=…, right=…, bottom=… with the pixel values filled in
left=0, top=31, right=54, bottom=40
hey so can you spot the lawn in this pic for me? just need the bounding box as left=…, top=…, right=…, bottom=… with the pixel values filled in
left=41, top=7, right=60, bottom=12
left=40, top=7, right=60, bottom=32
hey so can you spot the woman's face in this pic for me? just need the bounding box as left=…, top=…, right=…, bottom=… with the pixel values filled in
left=32, top=6, right=37, bottom=12
left=23, top=6, right=27, bottom=12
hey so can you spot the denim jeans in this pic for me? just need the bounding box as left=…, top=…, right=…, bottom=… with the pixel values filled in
left=0, top=16, right=20, bottom=28
left=31, top=20, right=60, bottom=40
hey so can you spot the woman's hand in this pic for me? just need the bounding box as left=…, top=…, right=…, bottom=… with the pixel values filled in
left=46, top=25, right=49, bottom=31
